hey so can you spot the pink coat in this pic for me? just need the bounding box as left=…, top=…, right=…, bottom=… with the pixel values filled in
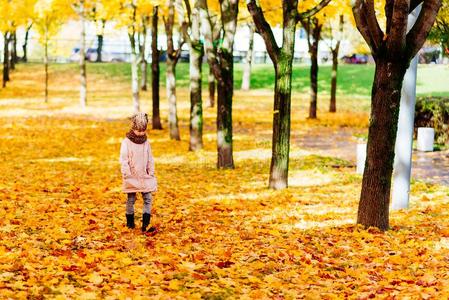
left=119, top=138, right=157, bottom=193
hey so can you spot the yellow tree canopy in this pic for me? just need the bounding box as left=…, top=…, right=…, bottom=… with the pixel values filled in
left=0, top=0, right=35, bottom=32
left=33, top=0, right=70, bottom=43
left=113, top=0, right=162, bottom=33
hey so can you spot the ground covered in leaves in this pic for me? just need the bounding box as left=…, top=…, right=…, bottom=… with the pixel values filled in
left=1, top=65, right=449, bottom=298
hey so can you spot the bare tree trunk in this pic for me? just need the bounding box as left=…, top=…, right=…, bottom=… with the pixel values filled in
left=269, top=54, right=294, bottom=189
left=151, top=6, right=162, bottom=129
left=352, top=0, right=441, bottom=230
left=10, top=31, right=17, bottom=70
left=96, top=20, right=105, bottom=63
left=96, top=34, right=103, bottom=62
left=22, top=24, right=32, bottom=62
left=241, top=23, right=255, bottom=91
left=164, top=0, right=182, bottom=140
left=309, top=46, right=318, bottom=118
left=329, top=48, right=339, bottom=112
left=216, top=50, right=234, bottom=168
left=140, top=19, right=149, bottom=91
left=199, top=0, right=239, bottom=168
left=127, top=1, right=140, bottom=112
left=329, top=15, right=343, bottom=113
left=130, top=35, right=140, bottom=112
left=189, top=2, right=204, bottom=151
left=201, top=9, right=219, bottom=108
left=79, top=1, right=87, bottom=108
left=3, top=33, right=10, bottom=88
left=166, top=58, right=180, bottom=140
left=303, top=18, right=322, bottom=119
left=248, top=0, right=329, bottom=189
left=44, top=31, right=49, bottom=103
left=358, top=61, right=407, bottom=230
left=208, top=69, right=215, bottom=107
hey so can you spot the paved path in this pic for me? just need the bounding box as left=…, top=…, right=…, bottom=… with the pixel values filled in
left=296, top=128, right=449, bottom=186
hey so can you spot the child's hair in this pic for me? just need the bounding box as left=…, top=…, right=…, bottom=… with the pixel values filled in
left=130, top=112, right=149, bottom=131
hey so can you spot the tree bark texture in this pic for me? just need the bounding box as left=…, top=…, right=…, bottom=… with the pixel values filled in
left=329, top=15, right=343, bottom=113
left=22, top=24, right=32, bottom=62
left=140, top=17, right=149, bottom=91
left=151, top=7, right=162, bottom=129
left=248, top=0, right=298, bottom=189
left=357, top=61, right=407, bottom=230
left=44, top=31, right=49, bottom=103
left=165, top=0, right=182, bottom=140
left=208, top=69, right=215, bottom=107
left=96, top=20, right=105, bottom=63
left=188, top=2, right=204, bottom=151
left=241, top=23, right=255, bottom=91
left=79, top=2, right=87, bottom=108
left=302, top=18, right=322, bottom=119
left=10, top=31, right=17, bottom=70
left=352, top=0, right=441, bottom=230
left=3, top=33, right=10, bottom=88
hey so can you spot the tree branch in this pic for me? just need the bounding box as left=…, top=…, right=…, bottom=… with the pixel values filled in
left=183, top=0, right=192, bottom=25
left=298, top=0, right=331, bottom=20
left=406, top=0, right=442, bottom=60
left=385, top=0, right=394, bottom=35
left=198, top=0, right=222, bottom=82
left=299, top=18, right=312, bottom=50
left=352, top=0, right=379, bottom=56
left=364, top=0, right=384, bottom=51
left=386, top=0, right=409, bottom=58
left=246, top=0, right=280, bottom=65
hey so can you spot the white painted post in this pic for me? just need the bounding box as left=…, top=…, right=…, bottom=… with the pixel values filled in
left=417, top=127, right=435, bottom=151
left=391, top=4, right=422, bottom=210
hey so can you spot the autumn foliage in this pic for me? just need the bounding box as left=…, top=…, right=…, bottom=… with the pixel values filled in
left=1, top=66, right=449, bottom=298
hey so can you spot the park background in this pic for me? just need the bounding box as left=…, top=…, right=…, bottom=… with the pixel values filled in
left=1, top=0, right=449, bottom=298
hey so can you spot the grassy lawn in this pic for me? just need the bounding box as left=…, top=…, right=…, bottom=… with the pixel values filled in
left=86, top=62, right=376, bottom=98
left=15, top=62, right=449, bottom=103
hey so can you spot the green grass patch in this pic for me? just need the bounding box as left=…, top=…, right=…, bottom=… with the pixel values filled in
left=13, top=62, right=449, bottom=100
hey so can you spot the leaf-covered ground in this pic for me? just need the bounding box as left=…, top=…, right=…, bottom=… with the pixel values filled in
left=1, top=66, right=449, bottom=298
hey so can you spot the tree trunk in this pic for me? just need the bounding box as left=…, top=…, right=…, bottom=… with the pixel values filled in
left=329, top=47, right=339, bottom=112
left=269, top=55, right=293, bottom=189
left=199, top=0, right=237, bottom=169
left=165, top=0, right=181, bottom=140
left=309, top=49, right=318, bottom=119
left=96, top=20, right=105, bottom=63
left=357, top=60, right=407, bottom=231
left=151, top=6, right=162, bottom=129
left=96, top=34, right=103, bottom=62
left=79, top=6, right=87, bottom=108
left=216, top=50, right=234, bottom=168
left=130, top=35, right=140, bottom=112
left=10, top=31, right=17, bottom=70
left=22, top=24, right=32, bottom=62
left=189, top=5, right=204, bottom=151
left=3, top=33, right=10, bottom=88
left=141, top=53, right=148, bottom=91
left=208, top=69, right=215, bottom=107
left=140, top=21, right=148, bottom=91
left=241, top=24, right=255, bottom=91
left=308, top=22, right=321, bottom=119
left=44, top=33, right=49, bottom=103
left=329, top=15, right=343, bottom=113
left=166, top=58, right=180, bottom=140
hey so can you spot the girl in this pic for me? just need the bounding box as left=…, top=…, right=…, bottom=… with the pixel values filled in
left=119, top=112, right=157, bottom=232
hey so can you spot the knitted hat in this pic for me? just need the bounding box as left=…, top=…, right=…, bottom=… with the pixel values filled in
left=130, top=112, right=149, bottom=131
